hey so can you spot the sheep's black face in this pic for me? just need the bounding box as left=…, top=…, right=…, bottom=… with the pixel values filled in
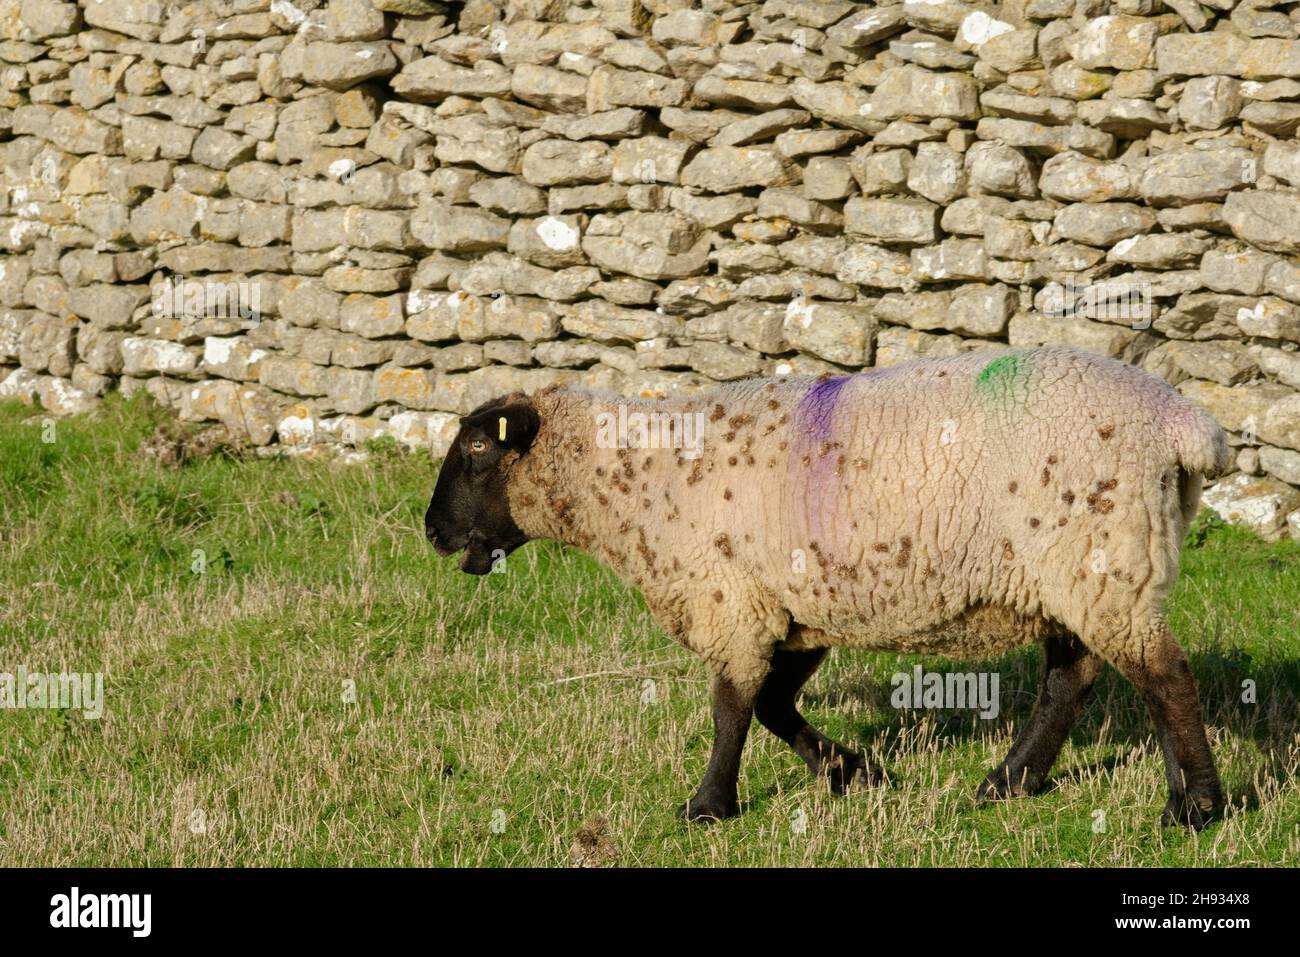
left=425, top=394, right=540, bottom=575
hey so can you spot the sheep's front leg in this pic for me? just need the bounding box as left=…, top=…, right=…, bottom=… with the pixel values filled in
left=678, top=675, right=753, bottom=822
left=755, top=647, right=883, bottom=793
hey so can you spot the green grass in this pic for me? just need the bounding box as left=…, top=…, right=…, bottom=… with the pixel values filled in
left=0, top=394, right=1296, bottom=866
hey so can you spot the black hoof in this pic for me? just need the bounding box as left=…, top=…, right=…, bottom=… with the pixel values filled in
left=1160, top=790, right=1222, bottom=831
left=676, top=791, right=739, bottom=823
left=819, top=749, right=883, bottom=795
left=976, top=767, right=1043, bottom=801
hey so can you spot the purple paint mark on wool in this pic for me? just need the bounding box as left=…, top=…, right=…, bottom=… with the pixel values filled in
left=787, top=365, right=905, bottom=547
left=790, top=375, right=853, bottom=548
left=796, top=375, right=851, bottom=452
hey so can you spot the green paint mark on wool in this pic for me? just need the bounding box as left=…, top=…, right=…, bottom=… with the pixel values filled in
left=975, top=353, right=1030, bottom=403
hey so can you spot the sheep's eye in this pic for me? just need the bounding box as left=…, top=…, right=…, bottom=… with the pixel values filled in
left=469, top=439, right=488, bottom=454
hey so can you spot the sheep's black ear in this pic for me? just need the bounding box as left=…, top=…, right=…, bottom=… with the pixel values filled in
left=494, top=401, right=539, bottom=453
left=462, top=395, right=539, bottom=454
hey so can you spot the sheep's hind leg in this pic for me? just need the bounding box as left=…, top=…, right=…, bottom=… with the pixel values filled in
left=678, top=675, right=752, bottom=823
left=755, top=646, right=883, bottom=794
left=978, top=631, right=1101, bottom=801
left=1109, top=623, right=1223, bottom=830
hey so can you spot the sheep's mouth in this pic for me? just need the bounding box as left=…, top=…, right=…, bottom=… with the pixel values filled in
left=425, top=528, right=462, bottom=557
left=425, top=529, right=493, bottom=573
left=458, top=536, right=498, bottom=575
left=457, top=534, right=528, bottom=575
left=428, top=524, right=524, bottom=573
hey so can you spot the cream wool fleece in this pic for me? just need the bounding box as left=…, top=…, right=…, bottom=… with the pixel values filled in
left=506, top=346, right=1228, bottom=695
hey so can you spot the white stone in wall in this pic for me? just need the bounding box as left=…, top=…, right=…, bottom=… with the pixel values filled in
left=1202, top=473, right=1300, bottom=542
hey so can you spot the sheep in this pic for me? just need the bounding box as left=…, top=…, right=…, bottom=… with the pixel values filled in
left=424, top=345, right=1231, bottom=829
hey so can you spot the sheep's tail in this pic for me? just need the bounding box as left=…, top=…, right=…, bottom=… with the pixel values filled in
left=1164, top=400, right=1231, bottom=532
left=1167, top=401, right=1232, bottom=479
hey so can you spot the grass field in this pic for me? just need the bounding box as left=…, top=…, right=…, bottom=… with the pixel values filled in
left=0, top=393, right=1296, bottom=867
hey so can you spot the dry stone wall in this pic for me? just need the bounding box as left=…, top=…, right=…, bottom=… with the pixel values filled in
left=3, top=0, right=1300, bottom=539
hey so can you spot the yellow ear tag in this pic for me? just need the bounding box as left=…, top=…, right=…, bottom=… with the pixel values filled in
left=498, top=417, right=507, bottom=441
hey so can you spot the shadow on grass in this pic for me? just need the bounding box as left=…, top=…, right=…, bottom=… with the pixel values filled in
left=790, top=641, right=1299, bottom=816
left=805, top=644, right=1299, bottom=749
